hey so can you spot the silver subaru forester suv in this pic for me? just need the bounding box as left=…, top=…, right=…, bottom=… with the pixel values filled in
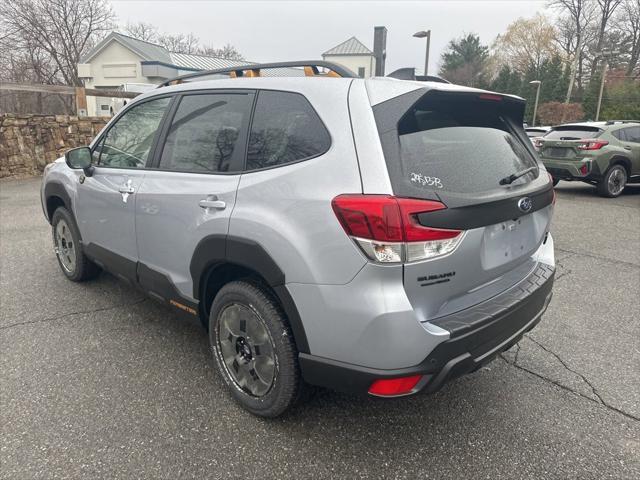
left=41, top=62, right=555, bottom=417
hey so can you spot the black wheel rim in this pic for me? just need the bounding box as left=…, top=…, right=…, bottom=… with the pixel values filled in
left=217, top=303, right=276, bottom=397
left=608, top=168, right=626, bottom=195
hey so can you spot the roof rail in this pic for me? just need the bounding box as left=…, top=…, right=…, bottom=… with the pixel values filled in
left=158, top=60, right=358, bottom=87
left=604, top=119, right=640, bottom=125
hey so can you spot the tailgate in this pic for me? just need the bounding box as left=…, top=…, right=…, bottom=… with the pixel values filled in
left=372, top=88, right=554, bottom=322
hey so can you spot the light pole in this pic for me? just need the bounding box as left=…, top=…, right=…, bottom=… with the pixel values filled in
left=413, top=30, right=431, bottom=76
left=595, top=50, right=620, bottom=121
left=529, top=80, right=541, bottom=127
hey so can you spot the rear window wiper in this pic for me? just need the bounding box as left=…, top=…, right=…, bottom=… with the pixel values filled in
left=499, top=166, right=538, bottom=185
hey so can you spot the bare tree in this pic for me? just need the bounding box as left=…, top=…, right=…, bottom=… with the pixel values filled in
left=199, top=43, right=244, bottom=60
left=0, top=0, right=115, bottom=87
left=549, top=0, right=598, bottom=102
left=157, top=32, right=200, bottom=54
left=123, top=22, right=159, bottom=43
left=586, top=0, right=624, bottom=75
left=123, top=24, right=245, bottom=59
left=615, top=0, right=640, bottom=75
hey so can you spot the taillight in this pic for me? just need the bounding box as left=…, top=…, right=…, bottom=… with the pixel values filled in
left=548, top=173, right=557, bottom=205
left=332, top=194, right=463, bottom=263
left=368, top=375, right=423, bottom=397
left=576, top=140, right=608, bottom=150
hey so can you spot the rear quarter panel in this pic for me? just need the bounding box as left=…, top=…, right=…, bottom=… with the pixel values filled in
left=229, top=81, right=366, bottom=285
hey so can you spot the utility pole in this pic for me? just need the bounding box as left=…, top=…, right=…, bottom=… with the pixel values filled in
left=595, top=58, right=608, bottom=121
left=530, top=80, right=542, bottom=127
left=595, top=50, right=619, bottom=121
left=562, top=35, right=582, bottom=122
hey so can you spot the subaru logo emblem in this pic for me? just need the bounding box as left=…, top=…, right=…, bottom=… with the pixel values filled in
left=518, top=197, right=533, bottom=213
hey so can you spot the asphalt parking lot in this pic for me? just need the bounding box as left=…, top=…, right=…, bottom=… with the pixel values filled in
left=1, top=177, right=639, bottom=479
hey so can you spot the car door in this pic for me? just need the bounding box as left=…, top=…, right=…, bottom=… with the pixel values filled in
left=135, top=90, right=254, bottom=303
left=77, top=96, right=172, bottom=281
left=619, top=126, right=640, bottom=174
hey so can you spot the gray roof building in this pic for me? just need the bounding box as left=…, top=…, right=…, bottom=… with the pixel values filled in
left=322, top=37, right=373, bottom=56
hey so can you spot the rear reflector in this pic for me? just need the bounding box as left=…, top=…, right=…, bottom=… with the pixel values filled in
left=368, top=375, right=423, bottom=397
left=332, top=195, right=463, bottom=263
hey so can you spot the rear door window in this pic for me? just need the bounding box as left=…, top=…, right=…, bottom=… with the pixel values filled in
left=389, top=93, right=538, bottom=195
left=622, top=126, right=640, bottom=143
left=158, top=93, right=253, bottom=173
left=246, top=90, right=330, bottom=170
left=612, top=129, right=627, bottom=141
left=544, top=126, right=602, bottom=140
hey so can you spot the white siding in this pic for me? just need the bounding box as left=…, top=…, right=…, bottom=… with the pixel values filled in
left=322, top=55, right=376, bottom=78
left=81, top=41, right=152, bottom=116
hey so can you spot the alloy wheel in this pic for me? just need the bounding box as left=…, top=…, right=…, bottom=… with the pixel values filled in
left=608, top=167, right=627, bottom=196
left=217, top=303, right=277, bottom=397
left=54, top=219, right=76, bottom=273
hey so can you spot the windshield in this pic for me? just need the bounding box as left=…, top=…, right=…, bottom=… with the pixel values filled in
left=393, top=94, right=538, bottom=195
left=545, top=127, right=601, bottom=140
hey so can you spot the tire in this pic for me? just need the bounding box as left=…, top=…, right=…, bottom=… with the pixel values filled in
left=551, top=176, right=560, bottom=186
left=51, top=207, right=101, bottom=282
left=209, top=280, right=304, bottom=417
left=597, top=164, right=627, bottom=198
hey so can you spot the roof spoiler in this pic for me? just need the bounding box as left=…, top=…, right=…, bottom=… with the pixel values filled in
left=604, top=120, right=640, bottom=125
left=158, top=60, right=358, bottom=87
left=386, top=67, right=450, bottom=83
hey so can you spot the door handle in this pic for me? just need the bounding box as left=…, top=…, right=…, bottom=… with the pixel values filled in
left=118, top=179, right=135, bottom=194
left=624, top=146, right=632, bottom=151
left=199, top=198, right=226, bottom=210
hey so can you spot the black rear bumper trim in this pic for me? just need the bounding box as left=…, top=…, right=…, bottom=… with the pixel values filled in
left=299, top=264, right=554, bottom=396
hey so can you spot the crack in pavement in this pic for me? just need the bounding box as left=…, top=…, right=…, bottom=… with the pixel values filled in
left=500, top=337, right=640, bottom=423
left=526, top=335, right=605, bottom=404
left=553, top=255, right=574, bottom=282
left=0, top=298, right=146, bottom=331
left=555, top=247, right=640, bottom=269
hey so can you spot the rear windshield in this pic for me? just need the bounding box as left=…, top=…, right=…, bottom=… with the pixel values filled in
left=544, top=126, right=602, bottom=140
left=526, top=129, right=547, bottom=137
left=391, top=93, right=537, bottom=195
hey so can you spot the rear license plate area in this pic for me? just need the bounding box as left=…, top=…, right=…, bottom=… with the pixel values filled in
left=481, top=215, right=537, bottom=269
left=545, top=147, right=568, bottom=158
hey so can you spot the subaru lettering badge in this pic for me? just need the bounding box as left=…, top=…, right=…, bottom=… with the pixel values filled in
left=518, top=197, right=533, bottom=213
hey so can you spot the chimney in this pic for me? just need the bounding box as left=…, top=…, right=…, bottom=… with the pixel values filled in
left=373, top=26, right=387, bottom=76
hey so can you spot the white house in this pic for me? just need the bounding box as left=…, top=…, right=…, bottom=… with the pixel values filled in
left=78, top=32, right=251, bottom=116
left=322, top=37, right=376, bottom=78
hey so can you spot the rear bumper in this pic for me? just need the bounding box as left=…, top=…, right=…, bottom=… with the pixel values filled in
left=543, top=158, right=602, bottom=181
left=299, top=262, right=555, bottom=396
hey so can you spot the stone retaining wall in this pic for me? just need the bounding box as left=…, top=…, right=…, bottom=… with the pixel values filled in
left=0, top=114, right=108, bottom=179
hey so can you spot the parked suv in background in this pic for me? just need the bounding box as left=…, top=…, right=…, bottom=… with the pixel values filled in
left=536, top=121, right=640, bottom=197
left=41, top=62, right=555, bottom=417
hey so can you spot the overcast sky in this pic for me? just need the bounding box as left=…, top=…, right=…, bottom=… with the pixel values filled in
left=111, top=0, right=550, bottom=74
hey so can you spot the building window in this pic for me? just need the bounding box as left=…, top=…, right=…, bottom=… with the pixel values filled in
left=358, top=67, right=366, bottom=78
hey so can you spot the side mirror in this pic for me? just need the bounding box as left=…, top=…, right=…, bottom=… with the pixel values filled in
left=65, top=147, right=93, bottom=176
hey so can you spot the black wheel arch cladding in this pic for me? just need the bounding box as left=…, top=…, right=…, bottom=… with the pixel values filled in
left=44, top=182, right=72, bottom=223
left=190, top=235, right=310, bottom=353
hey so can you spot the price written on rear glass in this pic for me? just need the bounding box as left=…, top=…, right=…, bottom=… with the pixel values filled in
left=410, top=172, right=443, bottom=189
